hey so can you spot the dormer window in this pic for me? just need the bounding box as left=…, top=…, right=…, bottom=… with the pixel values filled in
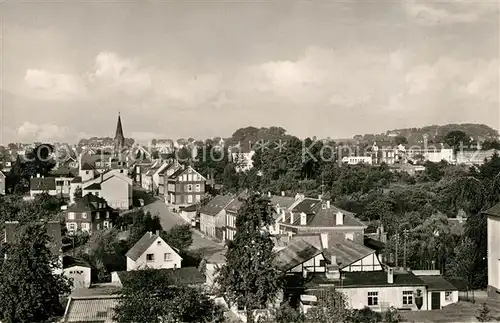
left=322, top=204, right=327, bottom=209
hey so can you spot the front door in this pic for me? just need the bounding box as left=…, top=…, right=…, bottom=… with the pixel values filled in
left=431, top=292, right=441, bottom=310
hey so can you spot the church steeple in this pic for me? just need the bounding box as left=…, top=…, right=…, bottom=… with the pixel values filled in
left=114, top=113, right=125, bottom=149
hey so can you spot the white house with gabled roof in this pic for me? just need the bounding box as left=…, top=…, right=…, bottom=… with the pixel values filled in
left=125, top=231, right=182, bottom=271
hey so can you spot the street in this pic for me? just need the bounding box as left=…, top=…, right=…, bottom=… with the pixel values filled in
left=143, top=198, right=226, bottom=263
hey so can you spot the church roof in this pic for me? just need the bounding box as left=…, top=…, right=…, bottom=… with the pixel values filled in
left=115, top=114, right=124, bottom=142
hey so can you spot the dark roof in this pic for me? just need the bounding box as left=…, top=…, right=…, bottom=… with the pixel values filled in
left=306, top=270, right=425, bottom=289
left=4, top=220, right=62, bottom=256
left=50, top=167, right=78, bottom=177
left=117, top=267, right=205, bottom=286
left=80, top=162, right=94, bottom=171
left=63, top=255, right=91, bottom=269
left=225, top=190, right=250, bottom=214
left=417, top=275, right=457, bottom=291
left=71, top=176, right=82, bottom=183
left=30, top=177, right=56, bottom=191
left=289, top=200, right=365, bottom=228
left=483, top=202, right=500, bottom=217
left=0, top=171, right=5, bottom=178
left=125, top=232, right=179, bottom=261
left=169, top=167, right=185, bottom=179
left=115, top=114, right=124, bottom=142
left=67, top=193, right=112, bottom=212
left=200, top=195, right=234, bottom=216
left=325, top=234, right=375, bottom=268
left=84, top=183, right=101, bottom=190
left=63, top=295, right=118, bottom=322
left=270, top=195, right=297, bottom=209
left=275, top=239, right=323, bottom=271
left=181, top=204, right=198, bottom=212
left=364, top=236, right=386, bottom=251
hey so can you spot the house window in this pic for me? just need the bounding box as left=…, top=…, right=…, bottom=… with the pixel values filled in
left=195, top=195, right=201, bottom=202
left=403, top=291, right=413, bottom=305
left=81, top=223, right=90, bottom=232
left=345, top=233, right=354, bottom=241
left=367, top=292, right=378, bottom=306
left=445, top=292, right=452, bottom=301
left=96, top=212, right=100, bottom=220
left=86, top=171, right=89, bottom=175
left=319, top=260, right=326, bottom=267
left=97, top=223, right=101, bottom=230
left=81, top=213, right=88, bottom=219
left=146, top=254, right=155, bottom=262
left=186, top=184, right=192, bottom=192
left=106, top=211, right=110, bottom=219
left=195, top=184, right=201, bottom=192
left=188, top=195, right=193, bottom=203
left=103, top=221, right=109, bottom=229
left=164, top=253, right=172, bottom=261
left=68, top=223, right=76, bottom=231
left=68, top=212, right=75, bottom=220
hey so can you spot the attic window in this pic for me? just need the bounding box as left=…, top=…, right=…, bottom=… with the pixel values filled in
left=157, top=241, right=161, bottom=245
left=322, top=204, right=326, bottom=209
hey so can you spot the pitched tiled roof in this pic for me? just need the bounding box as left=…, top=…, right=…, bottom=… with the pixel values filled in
left=125, top=232, right=174, bottom=261
left=417, top=275, right=457, bottom=291
left=225, top=190, right=250, bottom=214
left=483, top=202, right=500, bottom=217
left=71, top=176, right=82, bottom=183
left=275, top=239, right=323, bottom=271
left=83, top=183, right=101, bottom=190
left=270, top=195, right=297, bottom=209
left=62, top=255, right=91, bottom=269
left=200, top=195, right=235, bottom=216
left=5, top=220, right=62, bottom=256
left=117, top=267, right=205, bottom=286
left=292, top=198, right=321, bottom=213
left=306, top=270, right=425, bottom=289
left=30, top=177, right=56, bottom=191
left=325, top=234, right=375, bottom=268
left=289, top=199, right=365, bottom=228
left=67, top=193, right=112, bottom=213
left=80, top=162, right=94, bottom=171
left=169, top=167, right=185, bottom=179
left=63, top=295, right=118, bottom=322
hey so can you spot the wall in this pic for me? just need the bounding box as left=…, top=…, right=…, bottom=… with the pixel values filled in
left=340, top=285, right=427, bottom=311
left=343, top=253, right=383, bottom=272
left=289, top=253, right=326, bottom=273
left=101, top=176, right=131, bottom=209
left=126, top=237, right=182, bottom=271
left=64, top=266, right=91, bottom=289
left=426, top=290, right=458, bottom=310
left=488, top=216, right=500, bottom=291
left=200, top=213, right=216, bottom=237
left=30, top=189, right=58, bottom=198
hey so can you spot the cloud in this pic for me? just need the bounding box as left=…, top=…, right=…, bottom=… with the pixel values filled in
left=88, top=52, right=152, bottom=97
left=403, top=0, right=498, bottom=26
left=16, top=121, right=88, bottom=143
left=24, top=69, right=87, bottom=100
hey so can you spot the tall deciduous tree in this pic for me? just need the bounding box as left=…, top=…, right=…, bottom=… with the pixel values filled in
left=114, top=268, right=224, bottom=323
left=0, top=223, right=71, bottom=323
left=443, top=131, right=470, bottom=152
left=161, top=224, right=193, bottom=251
left=305, top=288, right=351, bottom=323
left=216, top=193, right=283, bottom=322
left=446, top=237, right=477, bottom=299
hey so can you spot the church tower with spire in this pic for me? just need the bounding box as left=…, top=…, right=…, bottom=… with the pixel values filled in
left=114, top=113, right=125, bottom=151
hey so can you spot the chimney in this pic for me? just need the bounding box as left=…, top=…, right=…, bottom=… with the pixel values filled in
left=100, top=173, right=104, bottom=182
left=331, top=255, right=337, bottom=266
left=326, top=200, right=330, bottom=209
left=156, top=230, right=160, bottom=236
left=320, top=233, right=328, bottom=249
left=318, top=194, right=322, bottom=200
left=287, top=231, right=293, bottom=243
left=387, top=267, right=394, bottom=284
left=281, top=191, right=285, bottom=196
left=303, top=268, right=308, bottom=279
left=149, top=231, right=153, bottom=237
left=290, top=213, right=294, bottom=224
left=336, top=212, right=344, bottom=225
left=268, top=192, right=271, bottom=198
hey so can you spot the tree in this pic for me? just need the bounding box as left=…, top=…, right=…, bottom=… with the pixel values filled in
left=382, top=307, right=406, bottom=323
left=73, top=186, right=83, bottom=200
left=0, top=223, right=71, bottom=322
left=114, top=268, right=224, bottom=323
left=258, top=302, right=305, bottom=323
left=305, top=288, right=351, bottom=323
left=476, top=303, right=493, bottom=322
left=446, top=237, right=477, bottom=299
left=161, top=224, right=193, bottom=251
left=216, top=194, right=283, bottom=322
left=123, top=210, right=162, bottom=248
left=443, top=131, right=470, bottom=152
left=394, top=136, right=408, bottom=146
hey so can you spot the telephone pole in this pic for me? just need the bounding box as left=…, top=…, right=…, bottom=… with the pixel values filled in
left=403, top=229, right=408, bottom=270
left=395, top=231, right=399, bottom=268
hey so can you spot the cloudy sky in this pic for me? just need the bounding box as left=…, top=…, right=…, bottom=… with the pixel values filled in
left=1, top=1, right=499, bottom=144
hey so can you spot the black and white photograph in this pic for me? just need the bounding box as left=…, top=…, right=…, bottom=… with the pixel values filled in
left=0, top=1, right=499, bottom=322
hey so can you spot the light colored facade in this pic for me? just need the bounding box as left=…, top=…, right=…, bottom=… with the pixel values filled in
left=200, top=195, right=234, bottom=240
left=0, top=171, right=5, bottom=195
left=64, top=265, right=92, bottom=289
left=341, top=156, right=373, bottom=165
left=486, top=204, right=500, bottom=295
left=341, top=285, right=427, bottom=311
left=126, top=232, right=182, bottom=271
left=80, top=170, right=133, bottom=210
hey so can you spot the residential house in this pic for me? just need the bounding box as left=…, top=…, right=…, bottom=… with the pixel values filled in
left=413, top=270, right=459, bottom=310
left=200, top=195, right=235, bottom=240
left=81, top=169, right=133, bottom=210
left=229, top=144, right=255, bottom=172
left=485, top=202, right=500, bottom=295
left=62, top=256, right=92, bottom=289
left=65, top=193, right=117, bottom=235
left=165, top=166, right=206, bottom=207
left=268, top=193, right=304, bottom=235
left=0, top=170, right=5, bottom=195
left=111, top=267, right=205, bottom=288
left=158, top=160, right=182, bottom=197
left=279, top=198, right=367, bottom=244
left=125, top=231, right=182, bottom=271
left=456, top=149, right=498, bottom=165
left=4, top=220, right=62, bottom=273
left=132, top=162, right=154, bottom=186
left=224, top=190, right=250, bottom=241
left=50, top=166, right=77, bottom=197
left=152, top=162, right=170, bottom=194
left=62, top=295, right=118, bottom=322
left=341, top=156, right=373, bottom=165
left=30, top=175, right=58, bottom=197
